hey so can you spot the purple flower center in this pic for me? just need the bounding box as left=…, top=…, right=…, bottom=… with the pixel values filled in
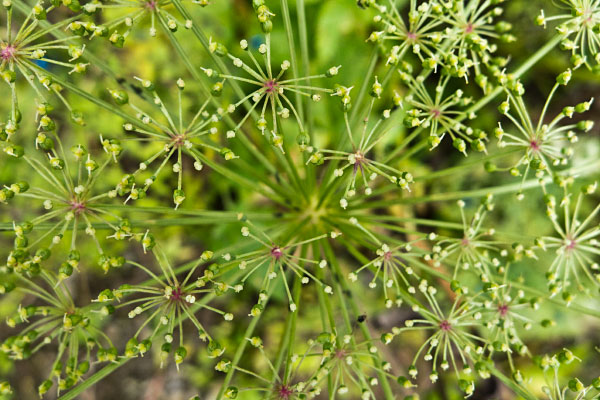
left=145, top=0, right=157, bottom=9
left=439, top=319, right=452, bottom=331
left=170, top=286, right=184, bottom=302
left=1, top=45, right=16, bottom=61
left=264, top=79, right=278, bottom=94
left=406, top=32, right=418, bottom=41
left=530, top=140, right=540, bottom=151
left=498, top=304, right=509, bottom=317
left=277, top=385, right=294, bottom=399
left=431, top=108, right=441, bottom=118
left=383, top=251, right=393, bottom=261
left=70, top=200, right=86, bottom=214
left=172, top=133, right=186, bottom=147
left=464, top=23, right=475, bottom=34
left=566, top=238, right=577, bottom=251
left=461, top=237, right=470, bottom=247
left=271, top=246, right=283, bottom=260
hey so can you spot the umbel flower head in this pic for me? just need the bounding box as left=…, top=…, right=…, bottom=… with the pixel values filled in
left=202, top=9, right=338, bottom=152
left=102, top=244, right=233, bottom=370
left=221, top=335, right=323, bottom=399
left=535, top=182, right=600, bottom=296
left=1, top=271, right=115, bottom=397
left=536, top=0, right=600, bottom=70
left=467, top=263, right=534, bottom=374
left=365, top=0, right=513, bottom=80
left=346, top=216, right=423, bottom=306
left=491, top=70, right=594, bottom=197
left=426, top=195, right=502, bottom=280
left=1, top=0, right=87, bottom=138
left=109, top=77, right=233, bottom=208
left=81, top=0, right=204, bottom=46
left=315, top=331, right=394, bottom=400
left=383, top=279, right=490, bottom=395
left=308, top=78, right=414, bottom=210
left=536, top=350, right=600, bottom=399
left=398, top=65, right=482, bottom=155
left=230, top=216, right=335, bottom=314
left=2, top=137, right=132, bottom=276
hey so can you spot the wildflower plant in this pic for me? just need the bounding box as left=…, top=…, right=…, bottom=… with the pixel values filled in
left=1, top=0, right=600, bottom=399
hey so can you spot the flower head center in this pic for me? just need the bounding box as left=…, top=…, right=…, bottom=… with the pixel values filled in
left=464, top=23, right=475, bottom=34
left=277, top=384, right=294, bottom=399
left=264, top=79, right=279, bottom=94
left=70, top=200, right=86, bottom=214
left=1, top=44, right=16, bottom=61
left=271, top=246, right=283, bottom=260
left=439, top=319, right=452, bottom=331
left=406, top=32, right=418, bottom=41
left=145, top=0, right=157, bottom=10
left=170, top=286, right=184, bottom=302
left=566, top=238, right=577, bottom=251
left=384, top=251, right=393, bottom=261
left=498, top=303, right=509, bottom=317
left=529, top=140, right=541, bottom=151
left=172, top=133, right=187, bottom=147
left=335, top=349, right=347, bottom=359
left=431, top=108, right=442, bottom=119
left=461, top=237, right=470, bottom=247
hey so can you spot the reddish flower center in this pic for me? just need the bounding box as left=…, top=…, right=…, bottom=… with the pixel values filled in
left=271, top=246, right=283, bottom=260
left=383, top=251, right=393, bottom=261
left=439, top=320, right=452, bottom=331
left=335, top=349, right=347, bottom=359
left=464, top=23, right=475, bottom=34
left=406, top=32, right=418, bottom=41
left=145, top=0, right=157, bottom=9
left=264, top=79, right=279, bottom=94
left=461, top=237, right=470, bottom=247
left=1, top=45, right=16, bottom=61
left=170, top=286, right=184, bottom=302
left=431, top=108, right=442, bottom=118
left=172, top=133, right=186, bottom=147
left=277, top=385, right=294, bottom=399
left=498, top=304, right=509, bottom=317
left=70, top=200, right=86, bottom=214
left=530, top=140, right=540, bottom=151
left=566, top=238, right=577, bottom=251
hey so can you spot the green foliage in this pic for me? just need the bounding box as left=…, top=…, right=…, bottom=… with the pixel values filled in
left=1, top=0, right=600, bottom=399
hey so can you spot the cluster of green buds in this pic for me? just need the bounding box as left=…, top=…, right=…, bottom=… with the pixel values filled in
left=252, top=0, right=275, bottom=33
left=203, top=34, right=337, bottom=152
left=534, top=183, right=600, bottom=296
left=536, top=1, right=600, bottom=71
left=108, top=78, right=231, bottom=208
left=1, top=276, right=114, bottom=397
left=490, top=70, right=593, bottom=197
left=101, top=245, right=232, bottom=370
left=1, top=139, right=130, bottom=275
left=535, top=349, right=600, bottom=399
left=363, top=0, right=512, bottom=83
left=1, top=0, right=88, bottom=136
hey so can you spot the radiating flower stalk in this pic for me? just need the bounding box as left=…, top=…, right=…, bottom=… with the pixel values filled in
left=1, top=0, right=600, bottom=399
